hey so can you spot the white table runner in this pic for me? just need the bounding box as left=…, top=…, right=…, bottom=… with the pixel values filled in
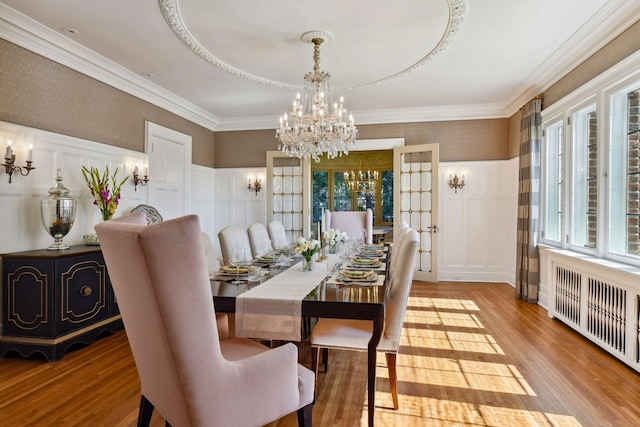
left=235, top=258, right=330, bottom=341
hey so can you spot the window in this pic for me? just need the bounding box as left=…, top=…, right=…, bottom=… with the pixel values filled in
left=570, top=106, right=597, bottom=251
left=609, top=87, right=640, bottom=259
left=541, top=64, right=640, bottom=266
left=542, top=120, right=563, bottom=244
left=311, top=151, right=393, bottom=227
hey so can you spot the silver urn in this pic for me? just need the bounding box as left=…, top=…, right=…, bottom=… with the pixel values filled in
left=41, top=169, right=76, bottom=250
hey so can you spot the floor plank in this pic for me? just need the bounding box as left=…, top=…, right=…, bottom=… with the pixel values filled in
left=2, top=281, right=640, bottom=426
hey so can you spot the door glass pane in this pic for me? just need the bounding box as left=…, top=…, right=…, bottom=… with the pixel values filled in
left=312, top=171, right=328, bottom=224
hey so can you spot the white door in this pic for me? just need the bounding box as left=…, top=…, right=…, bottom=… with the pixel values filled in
left=145, top=122, right=192, bottom=220
left=266, top=151, right=309, bottom=242
left=394, top=144, right=439, bottom=282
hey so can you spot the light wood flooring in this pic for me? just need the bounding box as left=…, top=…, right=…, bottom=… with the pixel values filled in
left=2, top=281, right=640, bottom=426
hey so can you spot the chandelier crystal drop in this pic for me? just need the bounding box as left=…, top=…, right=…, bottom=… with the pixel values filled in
left=276, top=34, right=358, bottom=162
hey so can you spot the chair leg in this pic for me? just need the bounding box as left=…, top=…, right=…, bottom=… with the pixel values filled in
left=311, top=346, right=321, bottom=398
left=297, top=403, right=313, bottom=427
left=385, top=353, right=399, bottom=410
left=321, top=347, right=329, bottom=373
left=137, top=395, right=154, bottom=427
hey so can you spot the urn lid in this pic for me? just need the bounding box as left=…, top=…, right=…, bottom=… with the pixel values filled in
left=46, top=169, right=73, bottom=199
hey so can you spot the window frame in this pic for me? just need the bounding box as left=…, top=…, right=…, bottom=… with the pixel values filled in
left=540, top=49, right=640, bottom=268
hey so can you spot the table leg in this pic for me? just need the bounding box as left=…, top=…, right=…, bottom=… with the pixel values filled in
left=368, top=309, right=384, bottom=427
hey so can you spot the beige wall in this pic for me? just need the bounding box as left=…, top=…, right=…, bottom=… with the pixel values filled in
left=215, top=118, right=511, bottom=167
left=0, top=39, right=216, bottom=168
left=543, top=20, right=640, bottom=109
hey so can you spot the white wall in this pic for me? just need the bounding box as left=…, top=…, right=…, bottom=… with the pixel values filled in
left=0, top=121, right=147, bottom=254
left=0, top=121, right=517, bottom=283
left=438, top=158, right=519, bottom=285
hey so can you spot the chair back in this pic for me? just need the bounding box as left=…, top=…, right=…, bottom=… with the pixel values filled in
left=96, top=215, right=225, bottom=426
left=389, top=222, right=410, bottom=275
left=324, top=208, right=373, bottom=244
left=383, top=228, right=419, bottom=351
left=202, top=231, right=221, bottom=275
left=248, top=223, right=273, bottom=258
left=218, top=225, right=252, bottom=265
left=130, top=204, right=163, bottom=224
left=267, top=220, right=289, bottom=249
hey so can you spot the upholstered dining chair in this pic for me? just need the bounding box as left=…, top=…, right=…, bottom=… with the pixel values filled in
left=96, top=214, right=314, bottom=427
left=217, top=225, right=252, bottom=265
left=310, top=228, right=419, bottom=410
left=247, top=222, right=273, bottom=258
left=267, top=220, right=289, bottom=250
left=201, top=231, right=221, bottom=275
left=323, top=209, right=373, bottom=244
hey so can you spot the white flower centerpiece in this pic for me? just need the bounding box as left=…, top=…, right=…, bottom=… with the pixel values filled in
left=295, top=236, right=320, bottom=271
left=323, top=228, right=349, bottom=254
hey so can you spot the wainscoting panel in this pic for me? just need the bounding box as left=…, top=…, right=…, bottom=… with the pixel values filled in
left=540, top=246, right=640, bottom=372
left=0, top=121, right=147, bottom=255
left=211, top=168, right=267, bottom=261
left=438, top=158, right=518, bottom=284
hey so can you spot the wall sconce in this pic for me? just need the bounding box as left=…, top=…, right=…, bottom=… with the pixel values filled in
left=132, top=165, right=149, bottom=191
left=247, top=176, right=262, bottom=196
left=2, top=140, right=35, bottom=183
left=448, top=173, right=465, bottom=193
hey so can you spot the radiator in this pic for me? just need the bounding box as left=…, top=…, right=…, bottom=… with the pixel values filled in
left=544, top=250, right=640, bottom=372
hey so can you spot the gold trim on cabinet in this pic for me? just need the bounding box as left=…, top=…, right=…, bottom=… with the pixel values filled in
left=60, top=260, right=107, bottom=323
left=0, top=315, right=122, bottom=345
left=7, top=266, right=48, bottom=330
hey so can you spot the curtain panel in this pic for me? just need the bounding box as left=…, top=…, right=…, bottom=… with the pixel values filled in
left=516, top=98, right=542, bottom=303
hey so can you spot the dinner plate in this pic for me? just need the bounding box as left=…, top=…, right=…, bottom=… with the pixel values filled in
left=338, top=269, right=376, bottom=281
left=220, top=265, right=249, bottom=274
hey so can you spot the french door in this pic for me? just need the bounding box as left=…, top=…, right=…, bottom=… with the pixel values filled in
left=266, top=151, right=310, bottom=242
left=394, top=144, right=439, bottom=282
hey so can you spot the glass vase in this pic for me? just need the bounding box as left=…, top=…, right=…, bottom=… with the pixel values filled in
left=302, top=256, right=315, bottom=272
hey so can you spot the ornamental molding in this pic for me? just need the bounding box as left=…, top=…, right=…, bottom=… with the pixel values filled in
left=159, top=0, right=467, bottom=91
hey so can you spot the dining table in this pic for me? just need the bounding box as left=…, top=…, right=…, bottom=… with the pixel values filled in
left=210, top=256, right=386, bottom=427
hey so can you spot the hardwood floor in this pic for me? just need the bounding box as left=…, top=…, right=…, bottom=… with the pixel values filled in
left=2, top=281, right=640, bottom=426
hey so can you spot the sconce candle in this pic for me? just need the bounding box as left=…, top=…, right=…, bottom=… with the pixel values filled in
left=132, top=163, right=150, bottom=191
left=2, top=140, right=36, bottom=183
left=448, top=173, right=465, bottom=193
left=247, top=176, right=262, bottom=196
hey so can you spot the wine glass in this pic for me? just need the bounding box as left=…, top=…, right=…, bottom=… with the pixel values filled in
left=232, top=245, right=246, bottom=284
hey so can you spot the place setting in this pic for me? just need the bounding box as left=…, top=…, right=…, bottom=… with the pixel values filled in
left=328, top=268, right=383, bottom=287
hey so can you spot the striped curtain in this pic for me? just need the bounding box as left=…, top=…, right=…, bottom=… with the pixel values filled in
left=516, top=98, right=542, bottom=303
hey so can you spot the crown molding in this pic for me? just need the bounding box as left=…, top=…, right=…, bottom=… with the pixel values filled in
left=0, top=3, right=220, bottom=131
left=215, top=103, right=509, bottom=131
left=503, top=0, right=640, bottom=116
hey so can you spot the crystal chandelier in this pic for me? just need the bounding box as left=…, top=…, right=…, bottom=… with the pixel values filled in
left=344, top=168, right=379, bottom=195
left=276, top=32, right=358, bottom=162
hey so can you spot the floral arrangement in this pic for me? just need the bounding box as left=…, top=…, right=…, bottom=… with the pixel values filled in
left=323, top=228, right=348, bottom=247
left=295, top=236, right=320, bottom=270
left=81, top=166, right=128, bottom=221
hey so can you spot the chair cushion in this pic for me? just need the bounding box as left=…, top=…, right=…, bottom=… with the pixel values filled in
left=310, top=318, right=396, bottom=353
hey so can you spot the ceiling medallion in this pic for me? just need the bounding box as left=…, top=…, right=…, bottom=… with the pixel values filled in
left=159, top=0, right=467, bottom=91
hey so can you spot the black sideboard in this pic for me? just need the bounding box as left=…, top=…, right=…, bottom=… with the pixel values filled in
left=0, top=245, right=122, bottom=361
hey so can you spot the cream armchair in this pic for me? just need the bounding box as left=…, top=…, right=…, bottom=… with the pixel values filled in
left=247, top=222, right=273, bottom=258
left=217, top=225, right=252, bottom=265
left=96, top=214, right=314, bottom=426
left=267, top=220, right=289, bottom=250
left=311, top=228, right=419, bottom=410
left=323, top=208, right=373, bottom=244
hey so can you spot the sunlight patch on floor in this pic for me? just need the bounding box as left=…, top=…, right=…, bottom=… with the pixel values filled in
left=358, top=395, right=583, bottom=426
left=408, top=297, right=480, bottom=311
left=404, top=310, right=485, bottom=329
